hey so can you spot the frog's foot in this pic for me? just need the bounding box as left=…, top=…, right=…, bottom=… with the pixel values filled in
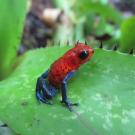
left=61, top=100, right=79, bottom=111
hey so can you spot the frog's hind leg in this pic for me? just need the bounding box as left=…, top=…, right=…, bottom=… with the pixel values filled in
left=36, top=70, right=57, bottom=104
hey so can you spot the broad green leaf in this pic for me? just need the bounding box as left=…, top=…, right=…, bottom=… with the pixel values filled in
left=119, top=16, right=135, bottom=53
left=0, top=47, right=135, bottom=135
left=0, top=0, right=27, bottom=79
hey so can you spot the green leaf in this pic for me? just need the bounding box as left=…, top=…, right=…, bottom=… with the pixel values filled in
left=53, top=25, right=75, bottom=46
left=119, top=16, right=135, bottom=53
left=0, top=47, right=135, bottom=135
left=85, top=14, right=115, bottom=36
left=0, top=0, right=27, bottom=79
left=74, top=0, right=123, bottom=25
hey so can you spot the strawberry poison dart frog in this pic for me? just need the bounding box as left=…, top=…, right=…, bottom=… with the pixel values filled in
left=36, top=42, right=94, bottom=111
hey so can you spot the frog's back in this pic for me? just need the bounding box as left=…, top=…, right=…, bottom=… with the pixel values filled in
left=48, top=43, right=94, bottom=88
left=48, top=58, right=72, bottom=88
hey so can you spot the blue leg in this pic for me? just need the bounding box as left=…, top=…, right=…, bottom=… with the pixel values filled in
left=36, top=70, right=56, bottom=104
left=61, top=71, right=79, bottom=111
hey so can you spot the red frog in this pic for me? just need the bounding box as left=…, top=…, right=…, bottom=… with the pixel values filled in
left=36, top=42, right=94, bottom=111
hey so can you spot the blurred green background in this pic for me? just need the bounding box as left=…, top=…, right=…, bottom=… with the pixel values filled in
left=0, top=0, right=135, bottom=135
left=1, top=0, right=135, bottom=80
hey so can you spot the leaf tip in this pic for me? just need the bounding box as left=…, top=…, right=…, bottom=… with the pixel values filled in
left=129, top=48, right=134, bottom=55
left=113, top=45, right=118, bottom=51
left=99, top=41, right=103, bottom=48
left=85, top=40, right=88, bottom=45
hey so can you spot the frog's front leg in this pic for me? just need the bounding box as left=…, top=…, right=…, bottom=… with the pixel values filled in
left=36, top=70, right=56, bottom=104
left=61, top=71, right=79, bottom=111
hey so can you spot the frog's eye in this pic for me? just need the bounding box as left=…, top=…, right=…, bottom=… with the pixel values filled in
left=79, top=51, right=89, bottom=60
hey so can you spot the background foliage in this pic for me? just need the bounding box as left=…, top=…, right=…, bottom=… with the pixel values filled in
left=0, top=0, right=135, bottom=135
left=0, top=0, right=27, bottom=79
